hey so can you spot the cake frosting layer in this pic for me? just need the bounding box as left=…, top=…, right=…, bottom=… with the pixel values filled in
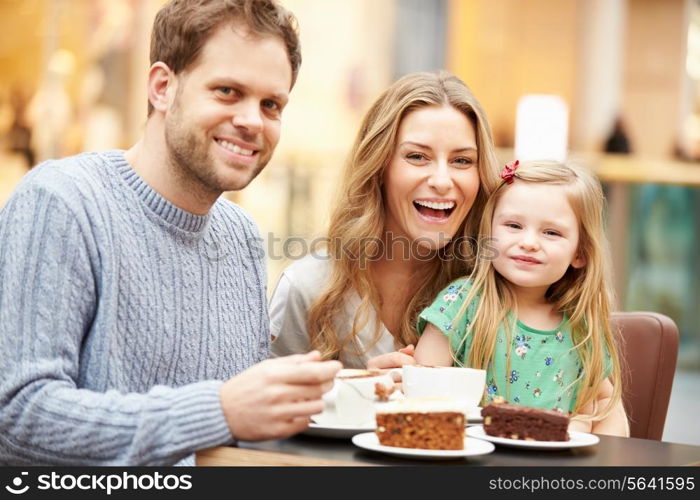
left=376, top=397, right=470, bottom=414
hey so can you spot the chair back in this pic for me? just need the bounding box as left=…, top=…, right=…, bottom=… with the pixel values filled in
left=612, top=312, right=679, bottom=440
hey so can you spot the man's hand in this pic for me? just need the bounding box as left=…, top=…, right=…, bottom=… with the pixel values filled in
left=219, top=351, right=342, bottom=441
left=366, top=344, right=417, bottom=369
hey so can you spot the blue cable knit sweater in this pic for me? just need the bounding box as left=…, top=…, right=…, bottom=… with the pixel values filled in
left=0, top=150, right=269, bottom=465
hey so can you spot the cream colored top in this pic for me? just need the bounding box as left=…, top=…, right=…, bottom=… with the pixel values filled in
left=269, top=254, right=398, bottom=369
left=377, top=397, right=470, bottom=414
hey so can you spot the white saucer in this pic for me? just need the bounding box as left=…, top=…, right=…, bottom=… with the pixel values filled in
left=466, top=425, right=600, bottom=449
left=302, top=412, right=375, bottom=438
left=351, top=432, right=495, bottom=460
left=303, top=422, right=375, bottom=439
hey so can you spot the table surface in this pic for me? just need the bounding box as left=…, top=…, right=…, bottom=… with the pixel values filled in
left=197, top=431, right=700, bottom=467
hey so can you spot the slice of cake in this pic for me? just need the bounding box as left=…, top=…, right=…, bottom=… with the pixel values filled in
left=481, top=402, right=570, bottom=441
left=375, top=398, right=467, bottom=450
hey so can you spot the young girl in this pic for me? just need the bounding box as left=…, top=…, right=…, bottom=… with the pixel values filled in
left=415, top=160, right=629, bottom=436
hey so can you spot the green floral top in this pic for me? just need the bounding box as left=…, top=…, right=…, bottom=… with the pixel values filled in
left=418, top=278, right=611, bottom=413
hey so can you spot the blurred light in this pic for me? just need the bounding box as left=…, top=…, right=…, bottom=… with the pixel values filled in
left=514, top=94, right=569, bottom=162
left=686, top=23, right=700, bottom=80
left=47, top=49, right=77, bottom=77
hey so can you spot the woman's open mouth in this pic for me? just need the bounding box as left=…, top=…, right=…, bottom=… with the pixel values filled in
left=413, top=200, right=455, bottom=222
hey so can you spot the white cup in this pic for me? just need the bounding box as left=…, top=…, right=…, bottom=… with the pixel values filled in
left=332, top=370, right=395, bottom=426
left=402, top=365, right=486, bottom=408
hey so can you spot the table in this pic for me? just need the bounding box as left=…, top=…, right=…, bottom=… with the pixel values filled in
left=197, top=433, right=700, bottom=466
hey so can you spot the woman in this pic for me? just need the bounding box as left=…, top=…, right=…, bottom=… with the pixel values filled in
left=270, top=70, right=500, bottom=368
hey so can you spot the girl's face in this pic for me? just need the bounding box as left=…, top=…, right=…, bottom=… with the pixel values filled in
left=382, top=105, right=480, bottom=252
left=490, top=182, right=586, bottom=298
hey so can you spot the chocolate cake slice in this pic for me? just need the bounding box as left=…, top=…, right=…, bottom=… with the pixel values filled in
left=481, top=403, right=570, bottom=441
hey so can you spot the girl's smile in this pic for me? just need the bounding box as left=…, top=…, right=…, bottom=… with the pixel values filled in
left=510, top=255, right=542, bottom=265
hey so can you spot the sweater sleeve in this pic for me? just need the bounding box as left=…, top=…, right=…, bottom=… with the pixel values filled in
left=0, top=181, right=233, bottom=465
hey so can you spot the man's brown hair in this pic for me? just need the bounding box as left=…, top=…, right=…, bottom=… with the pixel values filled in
left=148, top=0, right=301, bottom=115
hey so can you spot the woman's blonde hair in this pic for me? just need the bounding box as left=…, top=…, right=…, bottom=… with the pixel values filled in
left=453, top=160, right=623, bottom=421
left=307, top=71, right=500, bottom=360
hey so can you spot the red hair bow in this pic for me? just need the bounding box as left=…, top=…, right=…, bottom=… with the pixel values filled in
left=500, top=160, right=520, bottom=184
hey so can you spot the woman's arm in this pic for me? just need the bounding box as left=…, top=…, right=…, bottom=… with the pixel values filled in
left=414, top=323, right=453, bottom=366
left=367, top=344, right=416, bottom=369
left=367, top=323, right=453, bottom=369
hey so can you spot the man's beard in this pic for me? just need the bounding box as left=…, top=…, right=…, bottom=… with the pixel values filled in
left=164, top=115, right=268, bottom=196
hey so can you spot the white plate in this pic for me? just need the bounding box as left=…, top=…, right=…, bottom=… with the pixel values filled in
left=466, top=425, right=600, bottom=449
left=301, top=412, right=375, bottom=438
left=303, top=422, right=375, bottom=439
left=351, top=432, right=495, bottom=460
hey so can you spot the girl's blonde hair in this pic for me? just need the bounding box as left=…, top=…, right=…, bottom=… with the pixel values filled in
left=454, top=160, right=623, bottom=421
left=307, top=70, right=500, bottom=360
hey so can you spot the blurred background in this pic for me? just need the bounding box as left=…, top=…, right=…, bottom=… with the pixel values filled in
left=0, top=0, right=698, bottom=444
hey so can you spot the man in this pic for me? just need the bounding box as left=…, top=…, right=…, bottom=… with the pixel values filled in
left=0, top=0, right=340, bottom=465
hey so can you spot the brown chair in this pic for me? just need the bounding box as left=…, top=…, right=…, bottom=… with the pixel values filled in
left=611, top=311, right=679, bottom=440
